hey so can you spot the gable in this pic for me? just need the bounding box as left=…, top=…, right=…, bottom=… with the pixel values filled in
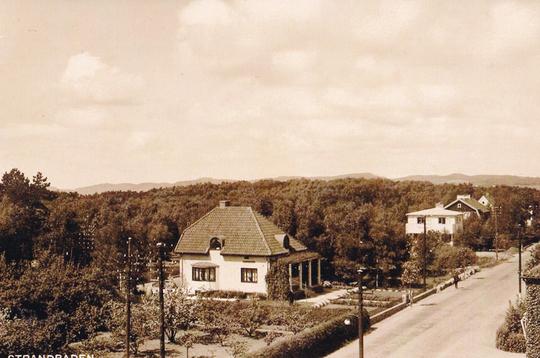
left=445, top=201, right=477, bottom=213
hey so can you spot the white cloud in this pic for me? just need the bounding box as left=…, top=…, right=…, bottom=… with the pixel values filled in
left=61, top=52, right=144, bottom=105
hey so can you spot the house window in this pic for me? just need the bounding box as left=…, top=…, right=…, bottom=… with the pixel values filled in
left=439, top=217, right=446, bottom=224
left=457, top=203, right=462, bottom=209
left=417, top=217, right=425, bottom=224
left=192, top=267, right=216, bottom=282
left=241, top=268, right=258, bottom=283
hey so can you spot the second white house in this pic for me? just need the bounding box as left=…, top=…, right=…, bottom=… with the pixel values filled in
left=406, top=203, right=464, bottom=243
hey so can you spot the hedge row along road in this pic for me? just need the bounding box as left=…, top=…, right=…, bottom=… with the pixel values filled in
left=327, top=249, right=533, bottom=358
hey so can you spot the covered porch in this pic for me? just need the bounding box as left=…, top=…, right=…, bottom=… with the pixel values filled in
left=279, top=251, right=321, bottom=291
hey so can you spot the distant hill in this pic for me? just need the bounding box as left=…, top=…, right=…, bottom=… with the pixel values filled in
left=395, top=173, right=540, bottom=189
left=69, top=173, right=381, bottom=194
left=269, top=172, right=381, bottom=182
left=63, top=172, right=540, bottom=195
left=72, top=178, right=231, bottom=195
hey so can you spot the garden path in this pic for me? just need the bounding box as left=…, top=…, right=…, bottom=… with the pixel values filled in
left=297, top=288, right=349, bottom=307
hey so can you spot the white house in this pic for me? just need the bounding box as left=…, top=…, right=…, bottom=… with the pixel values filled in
left=173, top=200, right=321, bottom=295
left=406, top=203, right=464, bottom=243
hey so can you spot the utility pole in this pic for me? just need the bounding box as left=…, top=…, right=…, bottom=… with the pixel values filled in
left=157, top=242, right=166, bottom=358
left=518, top=226, right=522, bottom=295
left=357, top=268, right=365, bottom=358
left=494, top=206, right=499, bottom=261
left=126, top=237, right=132, bottom=358
left=423, top=215, right=427, bottom=289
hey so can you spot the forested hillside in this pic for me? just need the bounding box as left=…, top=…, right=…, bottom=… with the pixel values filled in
left=2, top=168, right=538, bottom=283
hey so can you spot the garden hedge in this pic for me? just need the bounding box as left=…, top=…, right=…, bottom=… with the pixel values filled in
left=248, top=309, right=369, bottom=358
left=495, top=300, right=526, bottom=353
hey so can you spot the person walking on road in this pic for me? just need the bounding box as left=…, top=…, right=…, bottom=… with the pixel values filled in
left=453, top=271, right=460, bottom=289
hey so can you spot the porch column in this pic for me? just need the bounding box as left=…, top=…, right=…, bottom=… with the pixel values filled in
left=317, top=259, right=321, bottom=285
left=288, top=263, right=293, bottom=291
left=299, top=262, right=303, bottom=289
left=308, top=260, right=312, bottom=287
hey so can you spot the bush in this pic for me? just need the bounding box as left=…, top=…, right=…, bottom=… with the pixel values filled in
left=495, top=300, right=526, bottom=353
left=0, top=254, right=116, bottom=354
left=431, top=245, right=477, bottom=274
left=0, top=313, right=68, bottom=355
left=248, top=309, right=369, bottom=358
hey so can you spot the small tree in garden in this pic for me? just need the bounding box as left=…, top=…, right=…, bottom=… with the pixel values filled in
left=178, top=332, right=195, bottom=358
left=266, top=262, right=290, bottom=300
left=198, top=300, right=231, bottom=346
left=235, top=299, right=268, bottom=337
left=109, top=297, right=158, bottom=354
left=401, top=233, right=440, bottom=287
left=401, top=259, right=421, bottom=288
left=163, top=286, right=199, bottom=343
left=226, top=339, right=248, bottom=358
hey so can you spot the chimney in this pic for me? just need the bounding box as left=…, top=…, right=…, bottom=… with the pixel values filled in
left=457, top=194, right=471, bottom=200
left=435, top=202, right=444, bottom=208
left=219, top=200, right=230, bottom=208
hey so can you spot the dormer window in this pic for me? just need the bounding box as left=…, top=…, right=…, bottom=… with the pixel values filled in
left=275, top=234, right=290, bottom=250
left=209, top=237, right=222, bottom=250
left=283, top=236, right=290, bottom=249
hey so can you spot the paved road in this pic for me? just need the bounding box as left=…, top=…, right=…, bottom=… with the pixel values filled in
left=327, top=251, right=531, bottom=358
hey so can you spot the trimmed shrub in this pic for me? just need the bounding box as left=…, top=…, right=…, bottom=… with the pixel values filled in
left=247, top=309, right=370, bottom=358
left=495, top=300, right=526, bottom=353
left=197, top=290, right=248, bottom=299
left=526, top=244, right=540, bottom=270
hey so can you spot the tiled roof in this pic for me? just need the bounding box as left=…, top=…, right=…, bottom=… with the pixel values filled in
left=174, top=206, right=307, bottom=256
left=444, top=197, right=490, bottom=213
left=406, top=207, right=463, bottom=216
left=462, top=198, right=490, bottom=213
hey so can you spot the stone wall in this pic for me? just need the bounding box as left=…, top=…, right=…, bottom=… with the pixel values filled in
left=524, top=266, right=540, bottom=358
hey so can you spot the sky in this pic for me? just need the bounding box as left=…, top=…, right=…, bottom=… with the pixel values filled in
left=1, top=0, right=540, bottom=189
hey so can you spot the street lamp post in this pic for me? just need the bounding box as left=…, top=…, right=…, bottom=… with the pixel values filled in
left=357, top=268, right=365, bottom=358
left=157, top=242, right=166, bottom=358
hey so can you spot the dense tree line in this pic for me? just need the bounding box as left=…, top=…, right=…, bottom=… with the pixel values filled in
left=2, top=168, right=539, bottom=283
